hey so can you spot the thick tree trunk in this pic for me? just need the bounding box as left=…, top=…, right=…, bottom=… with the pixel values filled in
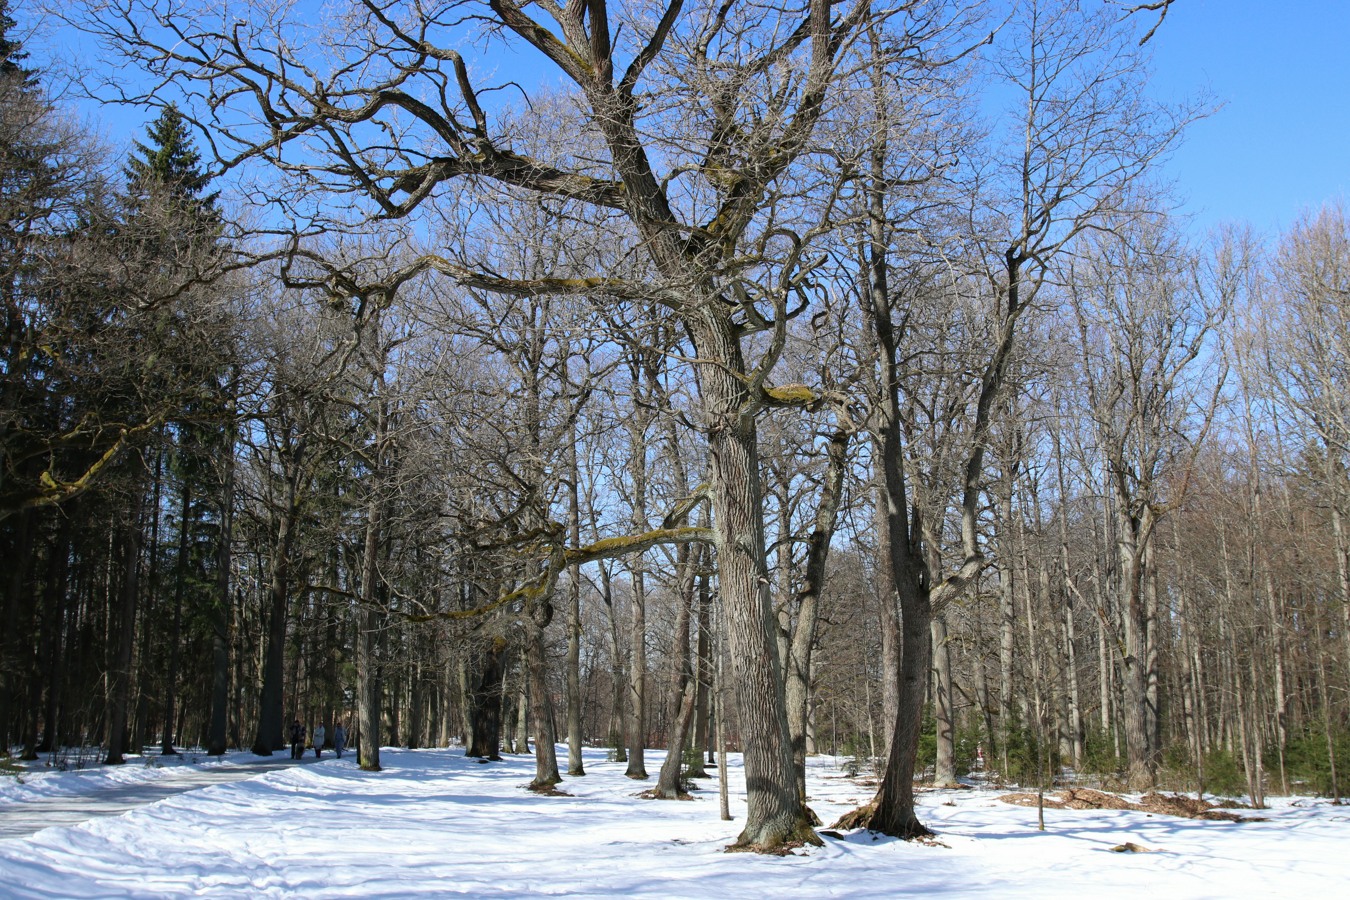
left=514, top=668, right=530, bottom=754
left=252, top=448, right=302, bottom=757
left=36, top=517, right=70, bottom=754
left=251, top=536, right=290, bottom=756
left=870, top=576, right=934, bottom=838
left=875, top=481, right=901, bottom=759
left=696, top=317, right=816, bottom=851
left=0, top=510, right=37, bottom=754
left=467, top=638, right=506, bottom=760
left=523, top=612, right=561, bottom=788
left=356, top=484, right=384, bottom=771
left=1118, top=504, right=1156, bottom=790
left=1062, top=599, right=1084, bottom=768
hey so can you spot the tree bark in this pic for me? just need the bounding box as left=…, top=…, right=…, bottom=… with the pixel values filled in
left=160, top=478, right=191, bottom=756
left=356, top=482, right=384, bottom=771
left=467, top=637, right=506, bottom=760
left=104, top=488, right=143, bottom=765
left=932, top=613, right=957, bottom=786
left=564, top=420, right=585, bottom=776
left=696, top=315, right=815, bottom=850
left=787, top=428, right=850, bottom=800
left=655, top=544, right=701, bottom=798
left=251, top=433, right=304, bottom=757
left=523, top=609, right=561, bottom=788
left=207, top=416, right=235, bottom=756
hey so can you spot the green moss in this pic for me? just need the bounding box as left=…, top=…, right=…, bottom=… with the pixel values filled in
left=765, top=383, right=817, bottom=405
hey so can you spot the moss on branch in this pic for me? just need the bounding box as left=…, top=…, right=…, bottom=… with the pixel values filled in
left=567, top=526, right=713, bottom=566
left=763, top=383, right=818, bottom=406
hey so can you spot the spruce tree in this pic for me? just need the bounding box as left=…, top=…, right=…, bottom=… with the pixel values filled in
left=125, top=104, right=219, bottom=235
left=0, top=0, right=35, bottom=84
left=123, top=104, right=233, bottom=758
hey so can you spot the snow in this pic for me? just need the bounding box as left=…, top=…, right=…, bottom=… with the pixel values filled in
left=1, top=746, right=1347, bottom=898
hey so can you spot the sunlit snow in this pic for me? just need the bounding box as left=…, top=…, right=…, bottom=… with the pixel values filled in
left=2, top=747, right=1347, bottom=898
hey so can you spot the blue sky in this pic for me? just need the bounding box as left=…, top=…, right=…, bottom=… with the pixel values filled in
left=1145, top=0, right=1350, bottom=234
left=35, top=1, right=1350, bottom=240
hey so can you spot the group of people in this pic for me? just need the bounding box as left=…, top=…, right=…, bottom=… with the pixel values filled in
left=288, top=719, right=348, bottom=761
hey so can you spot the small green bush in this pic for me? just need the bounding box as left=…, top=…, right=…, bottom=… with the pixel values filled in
left=1280, top=722, right=1350, bottom=797
left=1199, top=749, right=1247, bottom=796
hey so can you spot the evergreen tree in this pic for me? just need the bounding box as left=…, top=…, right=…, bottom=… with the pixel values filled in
left=124, top=105, right=219, bottom=227
left=123, top=104, right=236, bottom=757
left=0, top=0, right=35, bottom=84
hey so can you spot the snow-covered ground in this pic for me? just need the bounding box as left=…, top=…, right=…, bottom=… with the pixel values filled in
left=1, top=745, right=1347, bottom=898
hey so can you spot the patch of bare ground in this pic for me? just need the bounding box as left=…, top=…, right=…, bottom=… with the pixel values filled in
left=526, top=784, right=572, bottom=797
left=999, top=789, right=1267, bottom=822
left=724, top=840, right=809, bottom=856
left=636, top=789, right=694, bottom=800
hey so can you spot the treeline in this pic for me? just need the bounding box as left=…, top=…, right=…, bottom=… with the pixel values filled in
left=2, top=0, right=1347, bottom=849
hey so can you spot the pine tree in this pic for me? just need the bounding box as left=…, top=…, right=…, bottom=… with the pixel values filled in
left=124, top=104, right=220, bottom=240
left=123, top=104, right=235, bottom=758
left=0, top=0, right=35, bottom=84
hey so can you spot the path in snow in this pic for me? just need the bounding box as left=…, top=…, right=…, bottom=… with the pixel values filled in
left=0, top=756, right=309, bottom=840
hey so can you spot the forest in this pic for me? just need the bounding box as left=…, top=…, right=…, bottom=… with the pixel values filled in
left=2, top=0, right=1348, bottom=853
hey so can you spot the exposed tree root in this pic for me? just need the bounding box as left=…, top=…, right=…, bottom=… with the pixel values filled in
left=830, top=801, right=877, bottom=831
left=638, top=788, right=694, bottom=801
left=829, top=801, right=936, bottom=840
left=725, top=818, right=823, bottom=854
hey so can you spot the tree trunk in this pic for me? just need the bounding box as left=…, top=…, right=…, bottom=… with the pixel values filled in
left=932, top=613, right=957, bottom=786
left=625, top=564, right=648, bottom=778
left=655, top=544, right=701, bottom=798
left=104, top=490, right=143, bottom=765
left=523, top=611, right=561, bottom=788
left=467, top=637, right=506, bottom=760
left=356, top=479, right=384, bottom=771
left=599, top=565, right=628, bottom=761
left=161, top=478, right=192, bottom=756
left=870, top=575, right=934, bottom=838
left=695, top=314, right=815, bottom=850
left=36, top=516, right=71, bottom=755
left=787, top=428, right=850, bottom=800
left=1118, top=506, right=1155, bottom=790
left=688, top=571, right=713, bottom=779
left=564, top=424, right=585, bottom=776
left=207, top=424, right=235, bottom=756
left=251, top=442, right=302, bottom=757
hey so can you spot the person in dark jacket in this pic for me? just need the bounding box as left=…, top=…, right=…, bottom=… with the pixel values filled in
left=333, top=722, right=347, bottom=759
left=289, top=720, right=305, bottom=759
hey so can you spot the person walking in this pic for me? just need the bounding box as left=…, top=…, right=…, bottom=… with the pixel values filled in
left=333, top=722, right=347, bottom=760
left=312, top=723, right=326, bottom=759
left=289, top=720, right=305, bottom=760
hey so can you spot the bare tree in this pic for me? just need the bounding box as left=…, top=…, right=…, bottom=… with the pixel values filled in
left=1066, top=214, right=1232, bottom=788
left=73, top=0, right=881, bottom=849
